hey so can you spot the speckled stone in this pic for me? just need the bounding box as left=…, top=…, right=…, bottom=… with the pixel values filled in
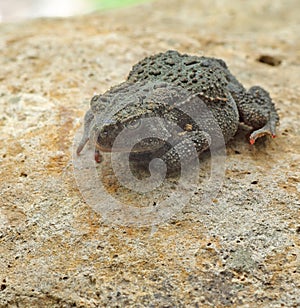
left=0, top=0, right=299, bottom=307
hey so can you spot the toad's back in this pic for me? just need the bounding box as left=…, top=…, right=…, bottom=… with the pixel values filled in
left=127, top=50, right=243, bottom=143
left=127, top=50, right=245, bottom=102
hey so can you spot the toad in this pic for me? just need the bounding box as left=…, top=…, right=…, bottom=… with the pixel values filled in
left=77, top=50, right=279, bottom=170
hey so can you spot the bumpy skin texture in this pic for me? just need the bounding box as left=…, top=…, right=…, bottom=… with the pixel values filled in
left=77, top=50, right=279, bottom=169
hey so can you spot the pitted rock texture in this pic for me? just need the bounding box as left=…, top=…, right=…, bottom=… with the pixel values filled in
left=0, top=0, right=299, bottom=307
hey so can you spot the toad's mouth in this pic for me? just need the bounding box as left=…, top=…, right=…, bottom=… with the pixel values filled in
left=96, top=144, right=113, bottom=152
left=96, top=142, right=132, bottom=153
left=95, top=142, right=164, bottom=154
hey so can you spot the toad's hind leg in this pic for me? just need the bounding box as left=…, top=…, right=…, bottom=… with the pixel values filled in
left=76, top=109, right=94, bottom=155
left=237, top=86, right=279, bottom=144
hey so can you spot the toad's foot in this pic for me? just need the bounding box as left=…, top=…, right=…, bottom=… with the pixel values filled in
left=249, top=112, right=278, bottom=144
left=237, top=86, right=279, bottom=144
left=94, top=149, right=103, bottom=163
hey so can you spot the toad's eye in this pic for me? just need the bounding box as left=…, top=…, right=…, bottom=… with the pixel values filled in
left=126, top=119, right=141, bottom=130
left=91, top=95, right=99, bottom=102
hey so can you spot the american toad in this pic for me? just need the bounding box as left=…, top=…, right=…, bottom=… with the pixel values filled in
left=77, top=50, right=279, bottom=170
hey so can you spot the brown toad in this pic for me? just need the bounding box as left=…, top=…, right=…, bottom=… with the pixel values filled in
left=77, top=50, right=279, bottom=170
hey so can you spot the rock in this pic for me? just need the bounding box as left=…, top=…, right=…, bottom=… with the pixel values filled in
left=0, top=0, right=299, bottom=306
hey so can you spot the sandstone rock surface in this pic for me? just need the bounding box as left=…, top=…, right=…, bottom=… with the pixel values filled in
left=0, top=0, right=299, bottom=306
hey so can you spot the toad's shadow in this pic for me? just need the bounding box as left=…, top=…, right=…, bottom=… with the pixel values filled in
left=113, top=124, right=269, bottom=179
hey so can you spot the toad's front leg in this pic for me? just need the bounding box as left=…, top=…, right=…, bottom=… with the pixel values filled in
left=157, top=130, right=211, bottom=171
left=76, top=109, right=102, bottom=163
left=77, top=108, right=94, bottom=155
